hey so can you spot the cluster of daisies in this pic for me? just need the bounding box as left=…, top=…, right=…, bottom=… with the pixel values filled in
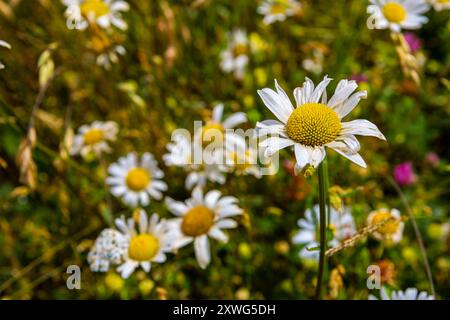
left=60, top=0, right=445, bottom=299
left=71, top=104, right=266, bottom=277
left=62, top=0, right=129, bottom=69
left=73, top=75, right=401, bottom=281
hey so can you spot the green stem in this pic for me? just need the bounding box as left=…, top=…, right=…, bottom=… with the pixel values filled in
left=315, top=158, right=329, bottom=299
left=387, top=176, right=435, bottom=297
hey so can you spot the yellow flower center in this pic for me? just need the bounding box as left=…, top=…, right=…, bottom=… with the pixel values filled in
left=382, top=2, right=407, bottom=23
left=181, top=206, right=215, bottom=237
left=83, top=128, right=104, bottom=145
left=371, top=211, right=400, bottom=235
left=201, top=122, right=224, bottom=147
left=233, top=44, right=248, bottom=57
left=128, top=234, right=159, bottom=261
left=80, top=0, right=110, bottom=18
left=285, top=103, right=341, bottom=146
left=271, top=3, right=286, bottom=14
left=126, top=168, right=151, bottom=191
left=229, top=151, right=253, bottom=172
left=437, top=0, right=448, bottom=3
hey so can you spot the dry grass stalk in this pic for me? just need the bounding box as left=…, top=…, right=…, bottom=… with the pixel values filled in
left=325, top=217, right=396, bottom=257
left=16, top=127, right=37, bottom=190
left=391, top=32, right=421, bottom=86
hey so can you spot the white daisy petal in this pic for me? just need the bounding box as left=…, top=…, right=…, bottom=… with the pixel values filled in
left=222, top=112, right=247, bottom=129
left=194, top=235, right=211, bottom=269
left=341, top=119, right=386, bottom=140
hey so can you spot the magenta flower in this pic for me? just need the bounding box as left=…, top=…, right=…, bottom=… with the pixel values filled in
left=404, top=33, right=421, bottom=53
left=394, top=162, right=417, bottom=186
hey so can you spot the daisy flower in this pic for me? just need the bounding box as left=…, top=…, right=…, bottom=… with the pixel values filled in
left=0, top=40, right=11, bottom=70
left=367, top=0, right=430, bottom=32
left=88, top=210, right=175, bottom=278
left=224, top=134, right=261, bottom=178
left=63, top=0, right=129, bottom=31
left=257, top=0, right=301, bottom=25
left=163, top=132, right=228, bottom=189
left=70, top=121, right=118, bottom=157
left=107, top=152, right=168, bottom=207
left=292, top=204, right=356, bottom=261
left=220, top=29, right=250, bottom=79
left=196, top=103, right=247, bottom=149
left=429, top=0, right=450, bottom=11
left=369, top=286, right=434, bottom=300
left=114, top=211, right=174, bottom=278
left=166, top=187, right=243, bottom=269
left=256, top=77, right=386, bottom=171
left=96, top=44, right=126, bottom=69
left=367, top=208, right=404, bottom=243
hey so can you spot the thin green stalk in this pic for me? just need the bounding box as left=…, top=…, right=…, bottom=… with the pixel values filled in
left=315, top=158, right=329, bottom=299
left=387, top=176, right=435, bottom=297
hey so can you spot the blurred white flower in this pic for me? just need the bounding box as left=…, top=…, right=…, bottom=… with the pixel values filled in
left=63, top=0, right=129, bottom=31
left=224, top=134, right=261, bottom=178
left=220, top=29, right=249, bottom=80
left=71, top=120, right=118, bottom=157
left=292, top=204, right=356, bottom=261
left=163, top=131, right=228, bottom=190
left=257, top=0, right=301, bottom=25
left=256, top=77, right=386, bottom=171
left=367, top=208, right=404, bottom=243
left=0, top=40, right=11, bottom=70
left=429, top=0, right=450, bottom=11
left=164, top=104, right=247, bottom=189
left=367, top=0, right=429, bottom=32
left=166, top=187, right=243, bottom=269
left=88, top=228, right=128, bottom=272
left=96, top=45, right=126, bottom=69
left=107, top=152, right=167, bottom=207
left=369, top=286, right=434, bottom=300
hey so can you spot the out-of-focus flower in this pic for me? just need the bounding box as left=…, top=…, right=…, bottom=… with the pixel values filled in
left=427, top=221, right=450, bottom=241
left=88, top=228, right=128, bottom=272
left=376, top=259, right=397, bottom=285
left=63, top=0, right=129, bottom=31
left=105, top=272, right=124, bottom=292
left=196, top=103, right=247, bottom=148
left=367, top=0, right=430, bottom=32
left=163, top=132, right=228, bottom=190
left=106, top=152, right=167, bottom=207
left=220, top=29, right=249, bottom=80
left=367, top=208, right=404, bottom=243
left=71, top=121, right=118, bottom=157
left=369, top=286, right=434, bottom=300
left=225, top=135, right=261, bottom=178
left=256, top=77, right=386, bottom=171
left=292, top=204, right=356, bottom=261
left=404, top=32, right=421, bottom=53
left=166, top=187, right=243, bottom=269
left=425, top=152, right=440, bottom=168
left=112, top=211, right=175, bottom=278
left=96, top=44, right=126, bottom=69
left=0, top=40, right=11, bottom=70
left=393, top=161, right=417, bottom=186
left=257, top=0, right=301, bottom=25
left=429, top=0, right=450, bottom=11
